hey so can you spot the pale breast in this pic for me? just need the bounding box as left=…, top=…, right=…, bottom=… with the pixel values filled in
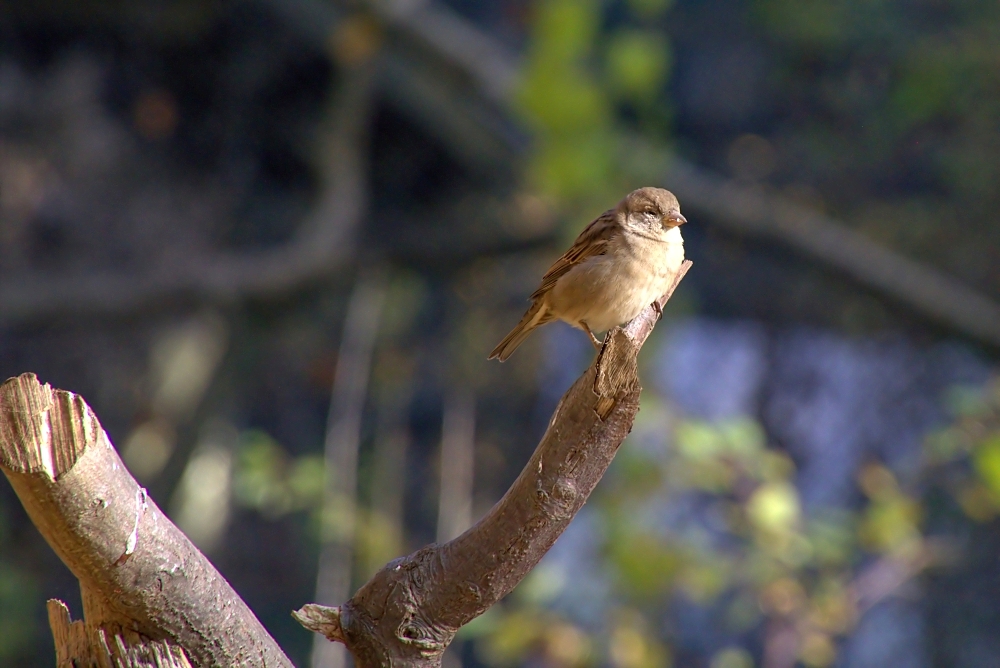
left=548, top=226, right=685, bottom=332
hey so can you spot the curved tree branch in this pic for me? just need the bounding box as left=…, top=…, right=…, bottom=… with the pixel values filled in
left=0, top=59, right=377, bottom=324
left=295, top=260, right=693, bottom=667
left=0, top=374, right=293, bottom=667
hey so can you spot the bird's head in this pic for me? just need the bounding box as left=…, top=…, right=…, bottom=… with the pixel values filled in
left=620, top=187, right=687, bottom=231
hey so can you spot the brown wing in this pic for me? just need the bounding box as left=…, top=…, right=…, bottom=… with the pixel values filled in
left=530, top=209, right=620, bottom=300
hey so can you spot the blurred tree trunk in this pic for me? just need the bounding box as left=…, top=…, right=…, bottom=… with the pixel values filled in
left=359, top=361, right=414, bottom=579
left=436, top=387, right=475, bottom=543
left=312, top=270, right=388, bottom=668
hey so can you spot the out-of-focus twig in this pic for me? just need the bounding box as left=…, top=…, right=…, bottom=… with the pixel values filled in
left=370, top=0, right=518, bottom=106
left=436, top=386, right=475, bottom=543
left=312, top=269, right=388, bottom=668
left=847, top=541, right=944, bottom=616
left=0, top=56, right=377, bottom=324
left=361, top=363, right=414, bottom=575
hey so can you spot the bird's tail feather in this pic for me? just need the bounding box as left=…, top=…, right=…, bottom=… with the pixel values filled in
left=489, top=302, right=552, bottom=361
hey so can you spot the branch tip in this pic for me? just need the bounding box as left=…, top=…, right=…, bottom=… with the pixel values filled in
left=293, top=603, right=347, bottom=644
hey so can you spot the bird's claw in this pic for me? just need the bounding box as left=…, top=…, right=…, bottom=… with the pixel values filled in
left=581, top=321, right=604, bottom=351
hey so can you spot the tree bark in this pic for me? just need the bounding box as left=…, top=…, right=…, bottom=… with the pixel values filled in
left=0, top=374, right=293, bottom=667
left=294, top=260, right=693, bottom=667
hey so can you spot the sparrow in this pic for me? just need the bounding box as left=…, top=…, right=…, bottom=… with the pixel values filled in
left=489, top=187, right=687, bottom=362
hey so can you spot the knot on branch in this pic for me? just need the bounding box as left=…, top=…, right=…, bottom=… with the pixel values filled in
left=535, top=471, right=578, bottom=520
left=0, top=373, right=98, bottom=478
left=392, top=551, right=456, bottom=653
left=397, top=608, right=452, bottom=654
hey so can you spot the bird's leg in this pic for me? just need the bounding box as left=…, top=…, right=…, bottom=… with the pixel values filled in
left=580, top=321, right=603, bottom=350
left=652, top=300, right=663, bottom=320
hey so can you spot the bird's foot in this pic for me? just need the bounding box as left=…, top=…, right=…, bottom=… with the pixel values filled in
left=652, top=300, right=663, bottom=320
left=581, top=321, right=604, bottom=351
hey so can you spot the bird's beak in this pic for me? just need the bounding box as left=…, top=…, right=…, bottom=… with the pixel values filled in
left=665, top=212, right=687, bottom=227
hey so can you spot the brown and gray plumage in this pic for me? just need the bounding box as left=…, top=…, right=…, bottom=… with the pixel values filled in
left=489, top=187, right=687, bottom=362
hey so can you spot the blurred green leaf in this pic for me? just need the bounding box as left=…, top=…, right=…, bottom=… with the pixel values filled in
left=458, top=605, right=503, bottom=639
left=516, top=0, right=676, bottom=212
left=530, top=0, right=599, bottom=65
left=479, top=608, right=546, bottom=665
left=956, top=482, right=1000, bottom=523
left=627, top=0, right=674, bottom=18
left=479, top=608, right=596, bottom=667
left=519, top=68, right=610, bottom=135
left=233, top=430, right=325, bottom=518
left=355, top=508, right=404, bottom=580
left=605, top=30, right=672, bottom=103
left=515, top=562, right=568, bottom=605
left=609, top=531, right=682, bottom=598
left=676, top=550, right=732, bottom=603
left=754, top=0, right=894, bottom=49
left=528, top=133, right=616, bottom=201
left=753, top=0, right=852, bottom=47
left=755, top=450, right=796, bottom=483
left=609, top=611, right=671, bottom=668
left=288, top=455, right=325, bottom=504
left=675, top=419, right=766, bottom=463
left=675, top=420, right=725, bottom=460
left=973, top=434, right=1000, bottom=498
left=605, top=448, right=664, bottom=503
left=892, top=57, right=958, bottom=128
left=719, top=419, right=767, bottom=457
left=711, top=646, right=754, bottom=668
left=233, top=430, right=286, bottom=513
left=747, top=482, right=801, bottom=535
left=808, top=577, right=854, bottom=635
left=858, top=495, right=921, bottom=553
left=805, top=514, right=854, bottom=567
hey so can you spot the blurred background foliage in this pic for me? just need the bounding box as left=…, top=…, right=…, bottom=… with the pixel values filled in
left=1, top=0, right=999, bottom=666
